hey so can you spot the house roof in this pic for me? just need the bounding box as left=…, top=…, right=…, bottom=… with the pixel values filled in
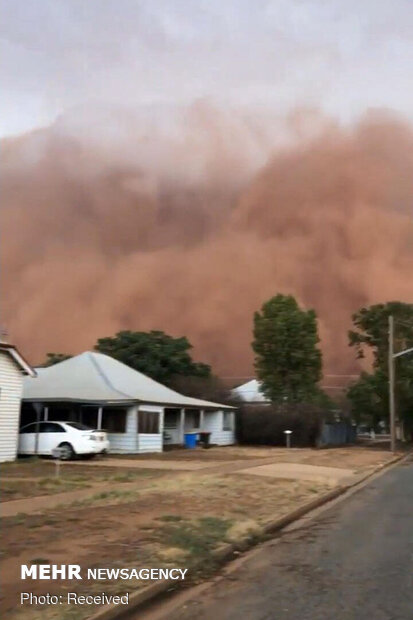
left=0, top=343, right=36, bottom=377
left=231, top=379, right=269, bottom=403
left=23, top=351, right=232, bottom=409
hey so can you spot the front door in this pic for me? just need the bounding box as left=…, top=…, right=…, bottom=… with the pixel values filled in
left=164, top=409, right=180, bottom=444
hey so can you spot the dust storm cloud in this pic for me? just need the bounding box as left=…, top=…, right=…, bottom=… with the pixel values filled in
left=2, top=104, right=413, bottom=376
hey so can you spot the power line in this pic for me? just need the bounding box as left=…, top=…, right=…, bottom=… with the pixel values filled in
left=323, top=374, right=359, bottom=378
left=222, top=374, right=359, bottom=379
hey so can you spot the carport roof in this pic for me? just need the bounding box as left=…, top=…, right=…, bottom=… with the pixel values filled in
left=23, top=351, right=233, bottom=409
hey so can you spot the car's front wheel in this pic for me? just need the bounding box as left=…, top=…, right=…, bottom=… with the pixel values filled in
left=58, top=442, right=75, bottom=460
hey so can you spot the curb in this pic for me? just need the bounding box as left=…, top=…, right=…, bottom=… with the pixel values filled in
left=89, top=580, right=175, bottom=620
left=88, top=451, right=408, bottom=620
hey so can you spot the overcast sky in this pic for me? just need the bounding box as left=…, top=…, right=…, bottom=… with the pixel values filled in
left=1, top=0, right=413, bottom=136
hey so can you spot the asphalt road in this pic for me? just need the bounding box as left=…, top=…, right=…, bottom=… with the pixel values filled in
left=164, top=457, right=413, bottom=620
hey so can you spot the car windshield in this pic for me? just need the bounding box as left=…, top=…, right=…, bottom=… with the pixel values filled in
left=65, top=422, right=93, bottom=431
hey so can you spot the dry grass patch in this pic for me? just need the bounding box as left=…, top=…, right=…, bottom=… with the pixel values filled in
left=1, top=462, right=168, bottom=502
left=226, top=519, right=262, bottom=543
left=2, top=460, right=166, bottom=481
left=1, top=477, right=91, bottom=502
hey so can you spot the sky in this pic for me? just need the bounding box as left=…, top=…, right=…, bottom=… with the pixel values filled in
left=1, top=0, right=413, bottom=136
left=2, top=0, right=413, bottom=375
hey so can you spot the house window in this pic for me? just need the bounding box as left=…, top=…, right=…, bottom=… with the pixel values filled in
left=102, top=408, right=127, bottom=433
left=223, top=412, right=232, bottom=431
left=138, top=410, right=160, bottom=434
left=164, top=408, right=179, bottom=429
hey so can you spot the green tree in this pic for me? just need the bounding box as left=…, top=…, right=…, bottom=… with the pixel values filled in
left=347, top=302, right=413, bottom=432
left=42, top=352, right=72, bottom=366
left=94, top=330, right=211, bottom=385
left=169, top=374, right=234, bottom=404
left=252, top=294, right=322, bottom=403
left=349, top=302, right=413, bottom=368
left=347, top=370, right=387, bottom=430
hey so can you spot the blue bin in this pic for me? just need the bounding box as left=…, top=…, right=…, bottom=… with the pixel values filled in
left=184, top=432, right=198, bottom=449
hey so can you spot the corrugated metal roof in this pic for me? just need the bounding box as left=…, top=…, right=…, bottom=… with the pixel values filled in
left=23, top=351, right=232, bottom=409
left=232, top=379, right=269, bottom=403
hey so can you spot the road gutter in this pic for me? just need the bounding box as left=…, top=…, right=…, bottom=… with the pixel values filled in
left=88, top=451, right=409, bottom=620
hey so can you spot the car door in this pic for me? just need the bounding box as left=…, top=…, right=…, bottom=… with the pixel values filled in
left=38, top=422, right=67, bottom=455
left=18, top=422, right=37, bottom=454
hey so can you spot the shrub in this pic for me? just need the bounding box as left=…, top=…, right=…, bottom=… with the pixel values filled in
left=236, top=403, right=324, bottom=447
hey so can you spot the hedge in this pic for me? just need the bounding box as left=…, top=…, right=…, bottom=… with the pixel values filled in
left=235, top=403, right=324, bottom=447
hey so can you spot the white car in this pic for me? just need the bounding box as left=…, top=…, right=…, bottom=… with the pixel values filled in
left=18, top=421, right=110, bottom=460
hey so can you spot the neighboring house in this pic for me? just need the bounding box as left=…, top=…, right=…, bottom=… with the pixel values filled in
left=0, top=343, right=36, bottom=462
left=22, top=351, right=235, bottom=454
left=231, top=379, right=270, bottom=404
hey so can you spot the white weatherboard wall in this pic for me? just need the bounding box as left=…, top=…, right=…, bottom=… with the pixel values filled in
left=107, top=405, right=163, bottom=454
left=203, top=410, right=235, bottom=446
left=0, top=352, right=24, bottom=462
left=107, top=405, right=138, bottom=453
left=137, top=405, right=163, bottom=453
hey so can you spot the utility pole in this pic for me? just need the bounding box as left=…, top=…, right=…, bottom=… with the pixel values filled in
left=387, top=315, right=413, bottom=452
left=388, top=315, right=396, bottom=452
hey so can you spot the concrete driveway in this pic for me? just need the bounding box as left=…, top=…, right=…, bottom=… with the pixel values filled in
left=234, top=462, right=356, bottom=486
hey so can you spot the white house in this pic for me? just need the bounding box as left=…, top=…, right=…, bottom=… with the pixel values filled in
left=22, top=351, right=235, bottom=453
left=0, top=343, right=36, bottom=462
left=231, top=379, right=270, bottom=404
